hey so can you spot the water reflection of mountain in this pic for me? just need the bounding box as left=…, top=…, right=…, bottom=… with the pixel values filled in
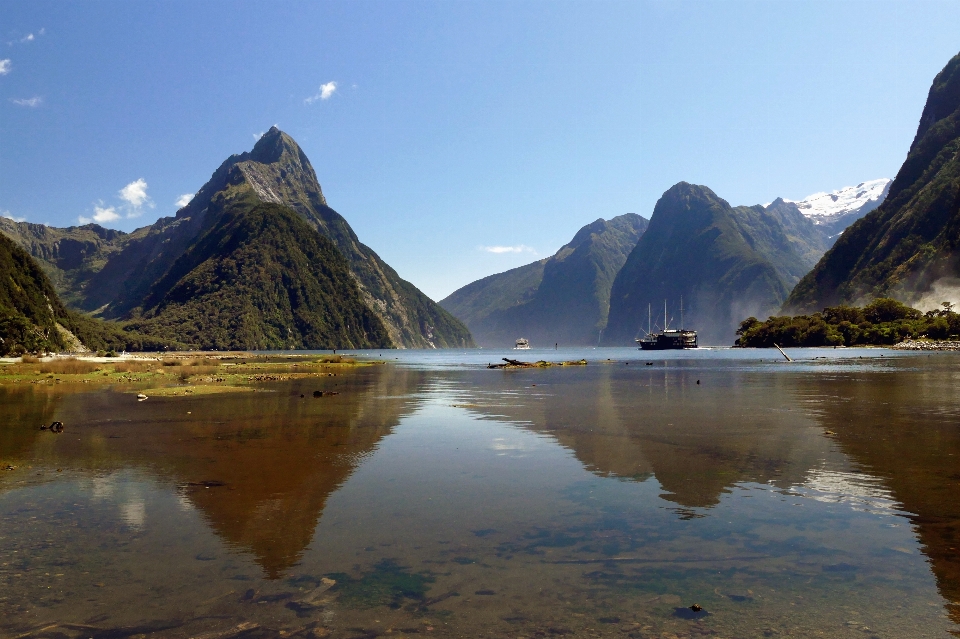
left=453, top=363, right=841, bottom=509
left=791, top=360, right=960, bottom=624
left=0, top=366, right=425, bottom=578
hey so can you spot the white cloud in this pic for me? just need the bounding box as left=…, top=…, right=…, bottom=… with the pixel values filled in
left=93, top=206, right=120, bottom=223
left=253, top=130, right=264, bottom=141
left=11, top=96, right=41, bottom=107
left=118, top=178, right=154, bottom=217
left=0, top=59, right=10, bottom=75
left=305, top=81, right=337, bottom=104
left=481, top=245, right=537, bottom=254
left=21, top=34, right=34, bottom=43
left=119, top=178, right=149, bottom=207
left=175, top=193, right=194, bottom=208
left=2, top=210, right=26, bottom=222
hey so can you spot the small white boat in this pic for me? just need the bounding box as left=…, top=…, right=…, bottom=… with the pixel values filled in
left=514, top=338, right=530, bottom=350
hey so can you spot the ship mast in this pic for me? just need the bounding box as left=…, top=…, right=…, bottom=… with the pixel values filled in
left=680, top=296, right=684, bottom=330
left=664, top=299, right=668, bottom=331
left=648, top=303, right=651, bottom=335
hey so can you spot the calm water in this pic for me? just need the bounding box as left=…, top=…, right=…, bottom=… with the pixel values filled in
left=2, top=347, right=960, bottom=638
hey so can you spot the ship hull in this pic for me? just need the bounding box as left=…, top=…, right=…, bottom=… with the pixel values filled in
left=636, top=330, right=698, bottom=350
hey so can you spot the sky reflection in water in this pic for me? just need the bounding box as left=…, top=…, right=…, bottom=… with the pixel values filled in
left=0, top=348, right=957, bottom=638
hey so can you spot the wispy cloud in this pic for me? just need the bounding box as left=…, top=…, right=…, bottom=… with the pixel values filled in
left=481, top=245, right=537, bottom=254
left=305, top=81, right=337, bottom=104
left=175, top=193, right=194, bottom=208
left=8, top=29, right=43, bottom=46
left=119, top=178, right=153, bottom=217
left=11, top=96, right=41, bottom=107
left=2, top=210, right=26, bottom=222
left=0, top=59, right=10, bottom=75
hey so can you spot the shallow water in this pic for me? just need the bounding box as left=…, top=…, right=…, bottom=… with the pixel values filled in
left=2, top=348, right=959, bottom=638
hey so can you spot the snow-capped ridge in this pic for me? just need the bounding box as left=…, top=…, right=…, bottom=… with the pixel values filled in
left=786, top=178, right=891, bottom=223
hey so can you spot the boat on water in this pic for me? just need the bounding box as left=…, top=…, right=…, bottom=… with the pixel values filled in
left=636, top=300, right=698, bottom=350
left=514, top=338, right=531, bottom=350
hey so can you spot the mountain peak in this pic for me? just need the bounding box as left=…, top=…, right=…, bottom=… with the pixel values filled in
left=250, top=126, right=305, bottom=166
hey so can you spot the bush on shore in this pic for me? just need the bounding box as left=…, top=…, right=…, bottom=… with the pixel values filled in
left=735, top=298, right=960, bottom=347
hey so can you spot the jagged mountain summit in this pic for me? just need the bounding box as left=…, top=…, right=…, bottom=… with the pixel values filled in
left=785, top=178, right=891, bottom=238
left=1, top=127, right=472, bottom=349
left=605, top=182, right=829, bottom=345
left=441, top=214, right=648, bottom=347
left=785, top=51, right=960, bottom=313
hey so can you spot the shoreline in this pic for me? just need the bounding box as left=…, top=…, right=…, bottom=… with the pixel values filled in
left=890, top=339, right=960, bottom=351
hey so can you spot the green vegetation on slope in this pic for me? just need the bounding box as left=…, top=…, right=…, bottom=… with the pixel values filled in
left=736, top=298, right=959, bottom=347
left=785, top=51, right=960, bottom=312
left=0, top=231, right=70, bottom=354
left=605, top=183, right=827, bottom=345
left=441, top=214, right=648, bottom=347
left=439, top=259, right=546, bottom=332
left=125, top=202, right=392, bottom=351
left=0, top=233, right=178, bottom=355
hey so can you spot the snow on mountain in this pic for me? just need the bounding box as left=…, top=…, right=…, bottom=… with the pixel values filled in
left=787, top=178, right=891, bottom=225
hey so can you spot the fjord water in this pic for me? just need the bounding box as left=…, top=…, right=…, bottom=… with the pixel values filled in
left=1, top=349, right=959, bottom=638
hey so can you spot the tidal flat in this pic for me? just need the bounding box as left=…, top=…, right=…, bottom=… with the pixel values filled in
left=1, top=347, right=959, bottom=638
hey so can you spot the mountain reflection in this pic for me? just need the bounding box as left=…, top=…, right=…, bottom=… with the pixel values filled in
left=453, top=363, right=840, bottom=508
left=791, top=360, right=960, bottom=624
left=0, top=366, right=425, bottom=578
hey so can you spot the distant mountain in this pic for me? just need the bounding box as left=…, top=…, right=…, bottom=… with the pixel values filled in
left=785, top=178, right=891, bottom=239
left=441, top=214, right=648, bottom=347
left=785, top=51, right=960, bottom=313
left=1, top=128, right=472, bottom=348
left=605, top=182, right=829, bottom=345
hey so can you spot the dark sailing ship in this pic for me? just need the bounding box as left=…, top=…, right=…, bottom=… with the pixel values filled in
left=636, top=299, right=698, bottom=350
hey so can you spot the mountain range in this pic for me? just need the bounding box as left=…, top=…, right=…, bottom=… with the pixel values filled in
left=603, top=182, right=830, bottom=344
left=786, top=51, right=960, bottom=313
left=11, top=48, right=959, bottom=352
left=441, top=177, right=889, bottom=347
left=1, top=128, right=472, bottom=351
left=440, top=214, right=648, bottom=347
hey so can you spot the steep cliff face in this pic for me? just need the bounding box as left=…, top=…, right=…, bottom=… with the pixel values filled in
left=605, top=183, right=815, bottom=345
left=785, top=51, right=960, bottom=313
left=2, top=128, right=473, bottom=348
left=441, top=214, right=648, bottom=347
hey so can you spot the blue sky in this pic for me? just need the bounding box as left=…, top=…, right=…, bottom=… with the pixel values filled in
left=2, top=1, right=960, bottom=300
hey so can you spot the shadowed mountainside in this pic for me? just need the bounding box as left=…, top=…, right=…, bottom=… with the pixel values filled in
left=441, top=214, right=648, bottom=347
left=605, top=183, right=827, bottom=345
left=0, top=233, right=178, bottom=354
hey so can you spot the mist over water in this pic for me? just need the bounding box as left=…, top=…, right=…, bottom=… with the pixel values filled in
left=1, top=348, right=957, bottom=638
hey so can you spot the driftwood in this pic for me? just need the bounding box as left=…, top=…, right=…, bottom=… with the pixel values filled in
left=487, top=358, right=587, bottom=369
left=773, top=343, right=792, bottom=362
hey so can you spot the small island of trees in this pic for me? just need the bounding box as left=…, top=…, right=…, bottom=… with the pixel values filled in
left=736, top=298, right=960, bottom=347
